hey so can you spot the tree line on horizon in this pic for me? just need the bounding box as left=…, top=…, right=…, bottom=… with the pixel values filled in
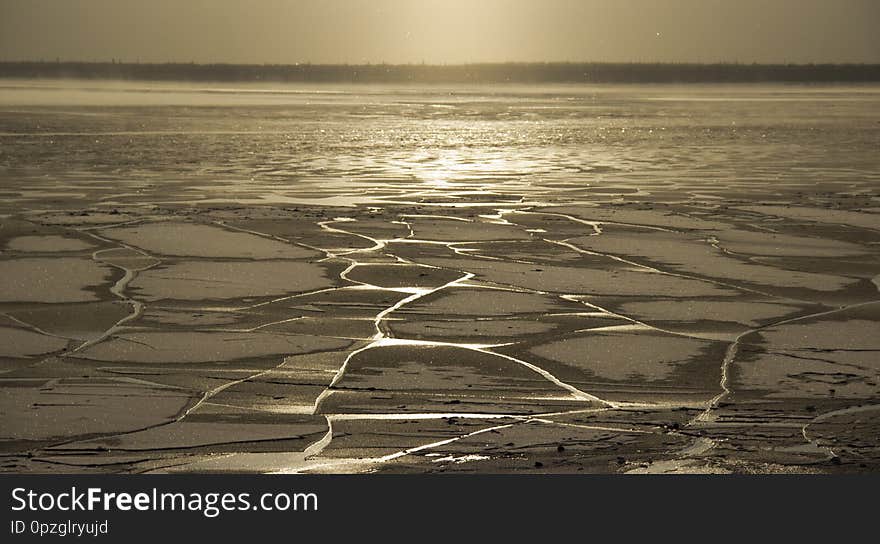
left=1, top=61, right=878, bottom=83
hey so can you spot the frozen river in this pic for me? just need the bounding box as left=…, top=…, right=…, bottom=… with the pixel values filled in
left=0, top=81, right=878, bottom=473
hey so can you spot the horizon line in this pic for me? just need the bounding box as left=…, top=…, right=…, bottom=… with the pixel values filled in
left=3, top=60, right=880, bottom=67
left=4, top=60, right=878, bottom=84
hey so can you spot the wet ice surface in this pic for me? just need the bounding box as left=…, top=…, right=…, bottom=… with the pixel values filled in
left=1, top=81, right=879, bottom=473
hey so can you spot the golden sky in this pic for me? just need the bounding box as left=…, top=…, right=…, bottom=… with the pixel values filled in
left=1, top=0, right=878, bottom=64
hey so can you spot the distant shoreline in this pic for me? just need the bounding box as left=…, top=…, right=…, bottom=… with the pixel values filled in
left=1, top=61, right=879, bottom=84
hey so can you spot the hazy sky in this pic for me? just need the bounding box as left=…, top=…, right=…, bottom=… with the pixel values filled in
left=1, top=0, right=878, bottom=64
